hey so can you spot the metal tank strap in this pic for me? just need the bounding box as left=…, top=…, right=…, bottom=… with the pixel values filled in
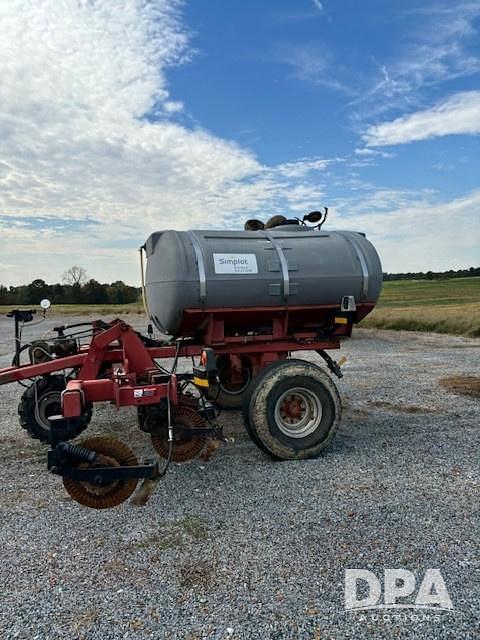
left=333, top=231, right=369, bottom=300
left=263, top=231, right=290, bottom=300
left=186, top=230, right=207, bottom=303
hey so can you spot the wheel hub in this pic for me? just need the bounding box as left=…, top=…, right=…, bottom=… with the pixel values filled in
left=281, top=396, right=305, bottom=420
left=35, top=391, right=62, bottom=428
left=274, top=387, right=323, bottom=439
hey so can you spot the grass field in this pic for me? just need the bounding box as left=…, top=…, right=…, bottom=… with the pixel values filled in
left=360, top=277, right=480, bottom=337
left=0, top=302, right=145, bottom=316
left=1, top=277, right=479, bottom=337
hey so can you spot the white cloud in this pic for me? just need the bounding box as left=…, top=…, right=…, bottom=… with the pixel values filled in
left=282, top=45, right=352, bottom=93
left=164, top=100, right=184, bottom=113
left=0, top=0, right=335, bottom=285
left=276, top=157, right=333, bottom=178
left=354, top=148, right=394, bottom=158
left=354, top=148, right=379, bottom=157
left=363, top=91, right=480, bottom=146
left=331, top=188, right=480, bottom=272
left=312, top=0, right=323, bottom=11
left=350, top=3, right=480, bottom=118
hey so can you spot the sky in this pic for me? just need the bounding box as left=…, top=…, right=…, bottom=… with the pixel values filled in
left=0, top=0, right=479, bottom=287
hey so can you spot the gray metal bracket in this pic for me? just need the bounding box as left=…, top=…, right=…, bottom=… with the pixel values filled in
left=187, top=230, right=207, bottom=303
left=263, top=232, right=290, bottom=300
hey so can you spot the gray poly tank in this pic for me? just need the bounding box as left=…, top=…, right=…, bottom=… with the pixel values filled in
left=144, top=227, right=382, bottom=336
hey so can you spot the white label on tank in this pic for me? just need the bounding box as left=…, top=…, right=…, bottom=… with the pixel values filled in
left=213, top=253, right=258, bottom=274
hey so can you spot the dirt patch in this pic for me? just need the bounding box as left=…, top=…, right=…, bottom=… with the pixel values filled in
left=344, top=406, right=371, bottom=419
left=0, top=436, right=46, bottom=463
left=178, top=559, right=218, bottom=589
left=368, top=400, right=435, bottom=413
left=439, top=376, right=480, bottom=399
left=69, top=608, right=99, bottom=635
left=131, top=515, right=209, bottom=551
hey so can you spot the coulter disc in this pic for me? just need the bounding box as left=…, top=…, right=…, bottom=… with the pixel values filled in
left=151, top=405, right=206, bottom=462
left=63, top=436, right=138, bottom=509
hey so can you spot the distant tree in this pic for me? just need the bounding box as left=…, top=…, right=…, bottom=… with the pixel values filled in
left=50, top=283, right=65, bottom=304
left=62, top=266, right=87, bottom=285
left=0, top=285, right=8, bottom=304
left=82, top=279, right=108, bottom=304
left=8, top=285, right=20, bottom=304
left=106, top=281, right=139, bottom=304
left=26, top=279, right=50, bottom=304
left=70, top=282, right=83, bottom=304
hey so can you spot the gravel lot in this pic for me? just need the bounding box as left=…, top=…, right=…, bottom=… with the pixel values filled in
left=0, top=315, right=478, bottom=639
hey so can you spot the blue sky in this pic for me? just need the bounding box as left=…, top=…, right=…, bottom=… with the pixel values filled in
left=0, top=0, right=479, bottom=286
left=169, top=1, right=480, bottom=196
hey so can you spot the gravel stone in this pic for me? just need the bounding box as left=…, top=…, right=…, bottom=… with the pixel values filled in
left=0, top=315, right=478, bottom=639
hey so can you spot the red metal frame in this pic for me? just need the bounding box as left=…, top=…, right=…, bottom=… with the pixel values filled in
left=0, top=301, right=369, bottom=416
left=174, top=302, right=373, bottom=339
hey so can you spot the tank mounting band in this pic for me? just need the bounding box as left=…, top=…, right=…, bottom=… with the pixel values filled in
left=334, top=232, right=369, bottom=300
left=187, top=231, right=207, bottom=303
left=348, top=235, right=369, bottom=299
left=263, top=232, right=290, bottom=300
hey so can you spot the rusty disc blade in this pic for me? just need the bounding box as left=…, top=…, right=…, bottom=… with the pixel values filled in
left=151, top=405, right=206, bottom=462
left=63, top=436, right=138, bottom=509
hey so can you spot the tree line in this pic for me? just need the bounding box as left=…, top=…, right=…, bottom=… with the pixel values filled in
left=0, top=266, right=140, bottom=305
left=383, top=267, right=479, bottom=281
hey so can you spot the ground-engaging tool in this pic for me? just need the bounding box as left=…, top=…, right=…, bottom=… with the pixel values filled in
left=0, top=212, right=382, bottom=508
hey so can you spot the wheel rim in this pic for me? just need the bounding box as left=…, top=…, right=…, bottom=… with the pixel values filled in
left=274, top=387, right=323, bottom=439
left=34, top=390, right=62, bottom=429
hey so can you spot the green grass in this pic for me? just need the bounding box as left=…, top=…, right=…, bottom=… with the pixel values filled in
left=0, top=302, right=145, bottom=316
left=360, top=277, right=480, bottom=337
left=373, top=277, right=480, bottom=308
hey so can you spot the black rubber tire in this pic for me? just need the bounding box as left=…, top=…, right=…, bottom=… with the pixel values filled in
left=18, top=375, right=92, bottom=443
left=205, top=355, right=253, bottom=409
left=245, top=359, right=341, bottom=460
left=242, top=372, right=271, bottom=454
